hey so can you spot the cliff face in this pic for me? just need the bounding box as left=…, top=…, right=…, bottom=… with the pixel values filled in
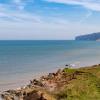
left=75, top=32, right=100, bottom=41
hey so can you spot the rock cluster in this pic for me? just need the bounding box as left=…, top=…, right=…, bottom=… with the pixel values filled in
left=1, top=67, right=83, bottom=100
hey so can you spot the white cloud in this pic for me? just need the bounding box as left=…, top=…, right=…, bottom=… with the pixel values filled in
left=78, top=10, right=93, bottom=23
left=10, top=0, right=34, bottom=10
left=0, top=0, right=100, bottom=39
left=12, top=0, right=26, bottom=10
left=0, top=3, right=41, bottom=23
left=44, top=0, right=100, bottom=11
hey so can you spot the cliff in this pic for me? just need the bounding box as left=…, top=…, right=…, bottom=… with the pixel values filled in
left=75, top=32, right=100, bottom=41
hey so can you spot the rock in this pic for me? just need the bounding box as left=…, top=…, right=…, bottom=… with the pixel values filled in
left=33, top=79, right=44, bottom=87
left=1, top=67, right=80, bottom=100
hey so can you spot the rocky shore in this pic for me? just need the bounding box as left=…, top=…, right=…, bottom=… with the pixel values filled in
left=1, top=64, right=100, bottom=100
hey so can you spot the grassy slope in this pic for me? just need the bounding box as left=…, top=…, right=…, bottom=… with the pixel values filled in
left=54, top=65, right=100, bottom=100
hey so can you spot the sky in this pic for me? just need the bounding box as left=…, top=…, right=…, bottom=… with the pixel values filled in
left=0, top=0, right=100, bottom=40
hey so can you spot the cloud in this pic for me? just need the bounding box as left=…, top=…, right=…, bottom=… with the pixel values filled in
left=0, top=2, right=41, bottom=23
left=0, top=0, right=40, bottom=23
left=78, top=10, right=93, bottom=23
left=0, top=1, right=69, bottom=24
left=13, top=0, right=25, bottom=10
left=0, top=12, right=41, bottom=23
left=0, top=0, right=34, bottom=11
left=0, top=0, right=100, bottom=40
left=11, top=0, right=32, bottom=10
left=44, top=0, right=100, bottom=11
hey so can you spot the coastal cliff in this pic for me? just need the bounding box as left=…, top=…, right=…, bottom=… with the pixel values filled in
left=75, top=32, right=100, bottom=41
left=1, top=64, right=100, bottom=100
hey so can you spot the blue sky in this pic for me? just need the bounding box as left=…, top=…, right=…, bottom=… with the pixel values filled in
left=0, top=0, right=100, bottom=40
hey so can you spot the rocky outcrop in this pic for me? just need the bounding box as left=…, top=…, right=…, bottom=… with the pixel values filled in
left=0, top=67, right=84, bottom=100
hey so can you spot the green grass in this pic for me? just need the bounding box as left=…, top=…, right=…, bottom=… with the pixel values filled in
left=63, top=68, right=76, bottom=74
left=55, top=65, right=100, bottom=100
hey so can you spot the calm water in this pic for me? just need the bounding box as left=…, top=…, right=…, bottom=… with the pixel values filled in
left=0, top=40, right=100, bottom=91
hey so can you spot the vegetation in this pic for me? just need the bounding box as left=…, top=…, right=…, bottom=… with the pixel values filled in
left=1, top=64, right=100, bottom=100
left=63, top=68, right=76, bottom=74
left=55, top=65, right=100, bottom=100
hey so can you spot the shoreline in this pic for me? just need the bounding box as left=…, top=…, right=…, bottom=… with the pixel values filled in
left=1, top=63, right=100, bottom=100
left=0, top=64, right=70, bottom=92
left=0, top=63, right=99, bottom=92
left=0, top=68, right=59, bottom=92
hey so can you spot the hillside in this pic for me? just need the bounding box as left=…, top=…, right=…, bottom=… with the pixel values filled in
left=75, top=32, right=100, bottom=41
left=1, top=64, right=100, bottom=100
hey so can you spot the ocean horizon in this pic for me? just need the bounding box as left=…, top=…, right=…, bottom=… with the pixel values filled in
left=0, top=40, right=100, bottom=91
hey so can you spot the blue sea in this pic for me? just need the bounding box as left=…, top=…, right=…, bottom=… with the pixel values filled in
left=0, top=40, right=100, bottom=91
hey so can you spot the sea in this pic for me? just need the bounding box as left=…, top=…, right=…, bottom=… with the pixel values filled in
left=0, top=40, right=100, bottom=92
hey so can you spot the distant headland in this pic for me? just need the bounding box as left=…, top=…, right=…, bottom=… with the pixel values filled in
left=75, top=32, right=100, bottom=41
